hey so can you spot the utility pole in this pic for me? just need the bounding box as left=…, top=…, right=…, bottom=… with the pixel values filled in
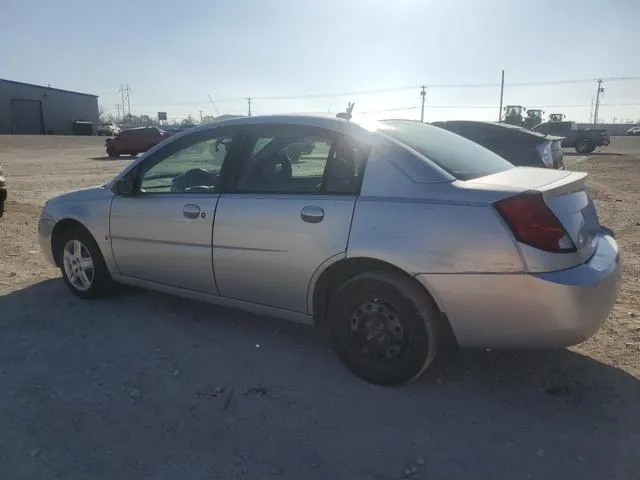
left=420, top=85, right=426, bottom=122
left=125, top=84, right=131, bottom=118
left=115, top=104, right=121, bottom=122
left=593, top=79, right=604, bottom=126
left=246, top=97, right=252, bottom=117
left=199, top=110, right=204, bottom=124
left=498, top=70, right=505, bottom=121
left=119, top=85, right=125, bottom=121
left=119, top=84, right=132, bottom=120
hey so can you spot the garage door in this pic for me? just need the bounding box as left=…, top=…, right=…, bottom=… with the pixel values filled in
left=10, top=99, right=44, bottom=134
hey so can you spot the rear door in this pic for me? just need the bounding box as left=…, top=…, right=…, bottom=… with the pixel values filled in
left=212, top=123, right=368, bottom=313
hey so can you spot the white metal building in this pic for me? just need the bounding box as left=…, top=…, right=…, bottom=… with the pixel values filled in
left=0, top=79, right=99, bottom=135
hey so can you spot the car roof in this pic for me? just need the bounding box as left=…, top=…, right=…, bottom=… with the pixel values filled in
left=164, top=113, right=377, bottom=143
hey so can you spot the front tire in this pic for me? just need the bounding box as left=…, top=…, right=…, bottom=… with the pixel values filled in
left=327, top=271, right=441, bottom=385
left=575, top=138, right=594, bottom=154
left=58, top=226, right=113, bottom=299
left=106, top=145, right=119, bottom=158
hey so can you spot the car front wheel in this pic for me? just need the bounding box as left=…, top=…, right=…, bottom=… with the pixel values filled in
left=575, top=139, right=595, bottom=154
left=106, top=145, right=119, bottom=158
left=327, top=271, right=441, bottom=385
left=58, top=226, right=113, bottom=299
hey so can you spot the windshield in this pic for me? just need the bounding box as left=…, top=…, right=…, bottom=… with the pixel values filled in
left=377, top=120, right=514, bottom=180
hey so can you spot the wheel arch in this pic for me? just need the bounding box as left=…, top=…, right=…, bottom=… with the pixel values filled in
left=310, top=256, right=457, bottom=345
left=51, top=218, right=94, bottom=267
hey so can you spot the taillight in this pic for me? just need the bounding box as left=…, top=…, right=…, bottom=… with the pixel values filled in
left=494, top=192, right=576, bottom=253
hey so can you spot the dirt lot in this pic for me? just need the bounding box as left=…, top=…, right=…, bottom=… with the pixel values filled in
left=1, top=135, right=639, bottom=479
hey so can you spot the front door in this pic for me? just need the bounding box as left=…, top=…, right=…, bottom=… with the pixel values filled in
left=109, top=127, right=240, bottom=294
left=212, top=124, right=368, bottom=313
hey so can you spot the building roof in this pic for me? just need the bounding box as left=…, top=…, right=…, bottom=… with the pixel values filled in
left=0, top=78, right=98, bottom=98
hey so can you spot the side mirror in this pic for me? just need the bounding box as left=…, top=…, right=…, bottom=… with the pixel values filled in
left=112, top=177, right=135, bottom=196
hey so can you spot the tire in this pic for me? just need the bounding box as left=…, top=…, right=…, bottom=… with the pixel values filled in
left=106, top=145, right=119, bottom=158
left=575, top=138, right=594, bottom=154
left=327, top=271, right=441, bottom=385
left=58, top=226, right=113, bottom=299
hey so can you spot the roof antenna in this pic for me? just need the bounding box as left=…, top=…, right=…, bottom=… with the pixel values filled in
left=336, top=102, right=355, bottom=121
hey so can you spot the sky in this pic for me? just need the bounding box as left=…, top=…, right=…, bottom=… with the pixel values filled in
left=1, top=0, right=639, bottom=124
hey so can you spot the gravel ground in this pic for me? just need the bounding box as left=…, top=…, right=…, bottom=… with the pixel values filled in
left=1, top=135, right=639, bottom=480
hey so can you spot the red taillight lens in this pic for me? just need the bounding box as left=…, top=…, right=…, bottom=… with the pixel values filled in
left=494, top=192, right=576, bottom=253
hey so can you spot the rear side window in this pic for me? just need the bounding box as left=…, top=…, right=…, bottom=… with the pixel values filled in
left=378, top=120, right=513, bottom=181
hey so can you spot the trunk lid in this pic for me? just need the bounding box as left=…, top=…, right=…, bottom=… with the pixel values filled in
left=473, top=167, right=601, bottom=262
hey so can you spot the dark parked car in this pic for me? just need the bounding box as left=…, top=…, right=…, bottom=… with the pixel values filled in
left=0, top=164, right=6, bottom=218
left=433, top=120, right=564, bottom=169
left=106, top=127, right=168, bottom=158
left=532, top=121, right=610, bottom=154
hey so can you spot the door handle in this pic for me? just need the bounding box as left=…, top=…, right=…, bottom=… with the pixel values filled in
left=301, top=206, right=324, bottom=224
left=183, top=204, right=201, bottom=219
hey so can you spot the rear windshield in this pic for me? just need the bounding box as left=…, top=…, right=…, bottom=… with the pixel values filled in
left=377, top=120, right=513, bottom=181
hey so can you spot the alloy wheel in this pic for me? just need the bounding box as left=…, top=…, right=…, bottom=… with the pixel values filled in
left=62, top=239, right=95, bottom=291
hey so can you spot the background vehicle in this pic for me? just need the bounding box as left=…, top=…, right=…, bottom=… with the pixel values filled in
left=524, top=109, right=544, bottom=129
left=97, top=122, right=120, bottom=136
left=625, top=126, right=640, bottom=136
left=105, top=126, right=168, bottom=157
left=433, top=120, right=564, bottom=169
left=39, top=115, right=620, bottom=386
left=502, top=105, right=526, bottom=126
left=532, top=121, right=610, bottom=153
left=0, top=164, right=6, bottom=218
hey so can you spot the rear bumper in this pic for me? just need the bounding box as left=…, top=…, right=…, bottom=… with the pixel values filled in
left=416, top=233, right=621, bottom=348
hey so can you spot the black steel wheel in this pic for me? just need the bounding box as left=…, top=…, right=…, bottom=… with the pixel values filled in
left=327, top=271, right=441, bottom=385
left=575, top=138, right=594, bottom=154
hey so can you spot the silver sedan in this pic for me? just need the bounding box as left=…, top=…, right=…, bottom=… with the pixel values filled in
left=38, top=115, right=621, bottom=385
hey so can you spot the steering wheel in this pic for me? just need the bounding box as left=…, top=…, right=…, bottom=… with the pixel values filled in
left=171, top=168, right=219, bottom=193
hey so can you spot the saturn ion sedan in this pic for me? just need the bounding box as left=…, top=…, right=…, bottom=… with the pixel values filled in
left=38, top=115, right=621, bottom=385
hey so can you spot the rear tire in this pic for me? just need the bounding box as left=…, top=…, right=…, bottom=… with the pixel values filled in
left=575, top=138, right=594, bottom=154
left=327, top=271, right=441, bottom=385
left=58, top=226, right=113, bottom=299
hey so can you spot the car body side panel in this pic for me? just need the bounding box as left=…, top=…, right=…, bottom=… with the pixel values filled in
left=416, top=233, right=620, bottom=348
left=37, top=187, right=116, bottom=272
left=347, top=197, right=524, bottom=274
left=109, top=194, right=218, bottom=294
left=213, top=194, right=356, bottom=314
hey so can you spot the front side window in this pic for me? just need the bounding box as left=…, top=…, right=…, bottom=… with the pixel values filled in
left=236, top=125, right=367, bottom=194
left=139, top=133, right=233, bottom=194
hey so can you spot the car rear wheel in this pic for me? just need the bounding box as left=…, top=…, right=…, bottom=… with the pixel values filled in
left=575, top=138, right=595, bottom=154
left=327, top=271, right=440, bottom=385
left=58, top=226, right=113, bottom=299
